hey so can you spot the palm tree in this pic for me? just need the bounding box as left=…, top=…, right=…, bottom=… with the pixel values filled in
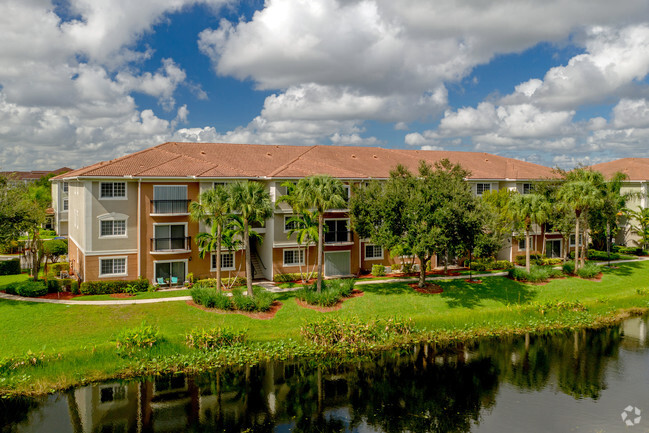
left=229, top=180, right=272, bottom=296
left=222, top=214, right=263, bottom=289
left=559, top=170, right=603, bottom=270
left=292, top=175, right=347, bottom=293
left=509, top=193, right=549, bottom=273
left=189, top=186, right=230, bottom=292
left=285, top=211, right=320, bottom=283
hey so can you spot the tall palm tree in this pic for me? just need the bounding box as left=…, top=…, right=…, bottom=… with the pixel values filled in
left=509, top=193, right=549, bottom=273
left=285, top=211, right=320, bottom=283
left=229, top=180, right=272, bottom=296
left=559, top=171, right=603, bottom=270
left=189, top=186, right=230, bottom=292
left=293, top=175, right=347, bottom=293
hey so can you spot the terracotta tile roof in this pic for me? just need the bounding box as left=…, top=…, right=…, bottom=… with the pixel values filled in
left=590, top=158, right=649, bottom=181
left=52, top=142, right=557, bottom=181
left=3, top=167, right=72, bottom=181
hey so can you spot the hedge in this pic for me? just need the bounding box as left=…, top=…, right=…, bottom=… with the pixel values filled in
left=0, top=259, right=20, bottom=276
left=49, top=262, right=70, bottom=276
left=4, top=280, right=48, bottom=297
left=79, top=278, right=149, bottom=295
left=195, top=277, right=246, bottom=288
left=514, top=254, right=543, bottom=266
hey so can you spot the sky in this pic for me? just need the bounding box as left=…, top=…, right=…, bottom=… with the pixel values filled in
left=2, top=0, right=649, bottom=171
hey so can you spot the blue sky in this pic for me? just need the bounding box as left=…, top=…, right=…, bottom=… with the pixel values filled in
left=2, top=0, right=649, bottom=170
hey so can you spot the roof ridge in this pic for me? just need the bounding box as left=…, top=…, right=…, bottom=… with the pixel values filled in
left=268, top=145, right=318, bottom=177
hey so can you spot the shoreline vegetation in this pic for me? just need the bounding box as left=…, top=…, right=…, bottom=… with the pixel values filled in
left=1, top=261, right=649, bottom=397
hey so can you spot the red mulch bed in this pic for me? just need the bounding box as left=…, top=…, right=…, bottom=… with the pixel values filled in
left=295, top=289, right=365, bottom=312
left=409, top=282, right=444, bottom=294
left=110, top=293, right=136, bottom=299
left=357, top=270, right=462, bottom=279
left=186, top=300, right=283, bottom=320
left=38, top=292, right=84, bottom=300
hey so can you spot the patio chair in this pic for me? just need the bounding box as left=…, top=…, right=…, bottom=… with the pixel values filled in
left=157, top=277, right=167, bottom=287
left=170, top=276, right=178, bottom=286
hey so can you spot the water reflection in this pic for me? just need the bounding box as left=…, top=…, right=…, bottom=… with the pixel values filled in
left=3, top=315, right=648, bottom=433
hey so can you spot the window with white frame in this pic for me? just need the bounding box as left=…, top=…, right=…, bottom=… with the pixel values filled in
left=476, top=183, right=491, bottom=195
left=211, top=252, right=235, bottom=271
left=522, top=183, right=533, bottom=194
left=518, top=239, right=526, bottom=250
left=365, top=244, right=383, bottom=260
left=100, top=220, right=126, bottom=237
left=62, top=182, right=68, bottom=193
left=100, top=182, right=126, bottom=199
left=283, top=249, right=305, bottom=266
left=569, top=234, right=583, bottom=247
left=284, top=215, right=304, bottom=232
left=63, top=199, right=68, bottom=211
left=99, top=258, right=127, bottom=276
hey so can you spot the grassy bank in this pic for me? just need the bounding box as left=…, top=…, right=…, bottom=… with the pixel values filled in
left=1, top=261, right=649, bottom=396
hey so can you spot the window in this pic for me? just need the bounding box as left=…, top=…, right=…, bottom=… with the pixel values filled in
left=283, top=249, right=305, bottom=266
left=153, top=224, right=187, bottom=250
left=100, top=385, right=126, bottom=403
left=62, top=182, right=68, bottom=193
left=365, top=244, right=383, bottom=260
left=213, top=182, right=226, bottom=188
left=522, top=183, right=533, bottom=194
left=324, top=219, right=350, bottom=243
left=476, top=183, right=491, bottom=195
left=284, top=216, right=304, bottom=232
left=63, top=199, right=68, bottom=211
left=570, top=234, right=583, bottom=247
left=518, top=239, right=526, bottom=250
left=99, top=258, right=127, bottom=276
left=100, top=182, right=126, bottom=199
left=100, top=220, right=126, bottom=237
left=152, top=185, right=188, bottom=214
left=211, top=252, right=235, bottom=271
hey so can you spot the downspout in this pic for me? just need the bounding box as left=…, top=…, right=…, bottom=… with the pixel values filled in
left=137, top=178, right=141, bottom=279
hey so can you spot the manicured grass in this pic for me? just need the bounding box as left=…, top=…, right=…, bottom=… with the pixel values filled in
left=70, top=288, right=192, bottom=301
left=0, top=273, right=30, bottom=288
left=1, top=261, right=649, bottom=395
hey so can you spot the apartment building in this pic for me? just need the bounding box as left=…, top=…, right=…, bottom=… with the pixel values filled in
left=51, top=142, right=556, bottom=283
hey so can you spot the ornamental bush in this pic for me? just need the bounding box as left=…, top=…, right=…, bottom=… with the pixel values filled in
left=577, top=262, right=602, bottom=279
left=115, top=322, right=160, bottom=353
left=0, top=259, right=20, bottom=276
left=371, top=264, right=386, bottom=276
left=190, top=284, right=233, bottom=310
left=186, top=327, right=247, bottom=349
left=195, top=276, right=246, bottom=287
left=48, top=262, right=70, bottom=276
left=296, top=279, right=356, bottom=307
left=273, top=273, right=305, bottom=282
left=4, top=280, right=48, bottom=297
left=514, top=254, right=543, bottom=266
left=80, top=277, right=149, bottom=295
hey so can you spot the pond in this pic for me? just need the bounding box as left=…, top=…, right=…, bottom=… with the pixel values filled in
left=2, top=316, right=648, bottom=432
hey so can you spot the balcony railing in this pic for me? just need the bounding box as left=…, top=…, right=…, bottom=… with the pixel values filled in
left=151, top=237, right=191, bottom=252
left=150, top=200, right=190, bottom=214
left=325, top=231, right=352, bottom=244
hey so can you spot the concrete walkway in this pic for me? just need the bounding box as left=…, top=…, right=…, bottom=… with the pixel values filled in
left=1, top=258, right=646, bottom=306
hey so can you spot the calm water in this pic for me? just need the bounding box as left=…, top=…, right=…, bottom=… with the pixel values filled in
left=2, top=316, right=649, bottom=433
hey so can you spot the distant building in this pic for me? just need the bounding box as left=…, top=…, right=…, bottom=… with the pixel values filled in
left=0, top=167, right=71, bottom=185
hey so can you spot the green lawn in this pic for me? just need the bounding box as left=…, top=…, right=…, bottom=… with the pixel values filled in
left=69, top=288, right=192, bottom=301
left=1, top=262, right=648, bottom=395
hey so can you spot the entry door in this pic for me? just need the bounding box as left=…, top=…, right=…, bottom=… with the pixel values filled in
left=155, top=261, right=186, bottom=282
left=546, top=240, right=562, bottom=258
left=325, top=251, right=351, bottom=276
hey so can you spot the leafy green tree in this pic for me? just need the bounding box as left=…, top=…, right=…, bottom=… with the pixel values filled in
left=477, top=188, right=518, bottom=259
left=190, top=186, right=231, bottom=292
left=289, top=175, right=347, bottom=293
left=509, top=193, right=549, bottom=272
left=558, top=169, right=604, bottom=270
left=588, top=172, right=628, bottom=253
left=623, top=207, right=649, bottom=250
left=229, top=180, right=272, bottom=296
left=285, top=212, right=319, bottom=283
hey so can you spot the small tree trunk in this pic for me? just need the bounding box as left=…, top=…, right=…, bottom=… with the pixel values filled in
left=574, top=215, right=581, bottom=271
left=244, top=219, right=253, bottom=297
left=216, top=224, right=222, bottom=293
left=317, top=213, right=324, bottom=293
left=525, top=228, right=531, bottom=273
left=418, top=256, right=427, bottom=288
left=580, top=222, right=587, bottom=267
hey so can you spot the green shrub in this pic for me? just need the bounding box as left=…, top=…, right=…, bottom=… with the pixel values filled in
left=0, top=259, right=20, bottom=276
left=4, top=280, right=48, bottom=297
left=493, top=260, right=514, bottom=270
left=70, top=280, right=79, bottom=295
left=231, top=288, right=256, bottom=311
left=508, top=266, right=550, bottom=282
left=296, top=279, right=356, bottom=307
left=49, top=262, right=70, bottom=276
left=562, top=261, right=576, bottom=275
left=186, top=327, right=247, bottom=349
left=514, top=254, right=543, bottom=266
left=80, top=277, right=149, bottom=295
left=301, top=316, right=414, bottom=347
left=541, top=258, right=563, bottom=266
left=273, top=273, right=304, bottom=282
left=45, top=278, right=60, bottom=293
left=115, top=322, right=159, bottom=352
left=190, top=285, right=233, bottom=310
left=577, top=262, right=602, bottom=279
left=535, top=300, right=587, bottom=315
left=195, top=276, right=246, bottom=288
left=467, top=261, right=487, bottom=272
left=39, top=229, right=57, bottom=238
left=371, top=264, right=386, bottom=276
left=617, top=246, right=647, bottom=256
left=401, top=263, right=414, bottom=274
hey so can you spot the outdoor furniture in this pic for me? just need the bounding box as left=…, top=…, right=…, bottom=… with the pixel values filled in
left=156, top=277, right=167, bottom=287
left=170, top=276, right=178, bottom=286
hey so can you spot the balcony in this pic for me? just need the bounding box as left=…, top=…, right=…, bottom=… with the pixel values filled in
left=325, top=230, right=352, bottom=244
left=150, top=200, right=190, bottom=215
left=150, top=236, right=192, bottom=253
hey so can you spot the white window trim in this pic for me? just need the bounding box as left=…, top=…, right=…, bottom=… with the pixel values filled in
left=97, top=213, right=129, bottom=239
left=211, top=252, right=236, bottom=271
left=152, top=259, right=189, bottom=283
left=521, top=183, right=533, bottom=194
left=283, top=248, right=305, bottom=267
left=284, top=215, right=302, bottom=233
left=518, top=238, right=527, bottom=251
left=62, top=182, right=68, bottom=193
left=364, top=243, right=384, bottom=260
left=99, top=182, right=127, bottom=200
left=569, top=234, right=583, bottom=247
left=63, top=198, right=68, bottom=211
left=98, top=256, right=128, bottom=278
left=476, top=183, right=491, bottom=196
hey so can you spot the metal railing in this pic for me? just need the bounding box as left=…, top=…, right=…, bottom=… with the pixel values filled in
left=150, top=236, right=191, bottom=252
left=150, top=200, right=190, bottom=214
